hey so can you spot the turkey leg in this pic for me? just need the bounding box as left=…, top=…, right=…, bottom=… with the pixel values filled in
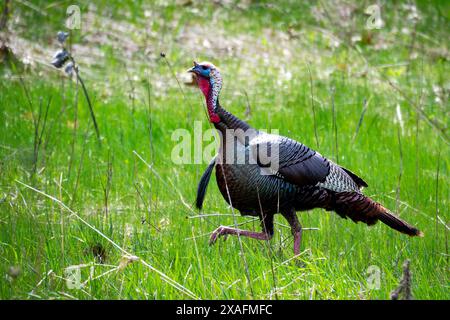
left=209, top=213, right=274, bottom=245
left=209, top=226, right=272, bottom=245
left=281, top=209, right=302, bottom=255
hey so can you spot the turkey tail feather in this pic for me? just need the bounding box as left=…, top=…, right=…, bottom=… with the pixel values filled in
left=377, top=209, right=424, bottom=237
left=195, top=157, right=216, bottom=210
left=334, top=193, right=423, bottom=237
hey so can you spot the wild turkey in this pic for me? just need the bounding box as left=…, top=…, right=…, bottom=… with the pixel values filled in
left=188, top=61, right=423, bottom=255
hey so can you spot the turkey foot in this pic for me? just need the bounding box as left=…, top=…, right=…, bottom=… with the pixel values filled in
left=209, top=226, right=272, bottom=245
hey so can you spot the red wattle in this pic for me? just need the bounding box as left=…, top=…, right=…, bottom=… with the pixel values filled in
left=208, top=112, right=220, bottom=123
left=197, top=76, right=211, bottom=96
left=196, top=76, right=220, bottom=124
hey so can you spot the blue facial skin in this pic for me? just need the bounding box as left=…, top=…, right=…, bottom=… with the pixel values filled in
left=192, top=65, right=211, bottom=78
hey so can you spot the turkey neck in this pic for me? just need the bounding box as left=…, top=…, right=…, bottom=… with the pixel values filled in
left=202, top=75, right=255, bottom=150
left=210, top=102, right=258, bottom=166
left=214, top=103, right=251, bottom=133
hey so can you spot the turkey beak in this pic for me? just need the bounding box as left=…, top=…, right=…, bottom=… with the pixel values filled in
left=188, top=61, right=200, bottom=74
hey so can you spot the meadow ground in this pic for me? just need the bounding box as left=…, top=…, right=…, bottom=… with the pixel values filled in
left=0, top=1, right=448, bottom=299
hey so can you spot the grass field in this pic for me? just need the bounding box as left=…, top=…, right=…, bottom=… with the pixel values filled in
left=0, top=1, right=449, bottom=299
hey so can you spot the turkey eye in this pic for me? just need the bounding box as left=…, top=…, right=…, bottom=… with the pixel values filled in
left=201, top=65, right=208, bottom=70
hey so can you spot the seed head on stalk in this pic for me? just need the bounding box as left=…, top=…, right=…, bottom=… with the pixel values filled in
left=50, top=31, right=101, bottom=144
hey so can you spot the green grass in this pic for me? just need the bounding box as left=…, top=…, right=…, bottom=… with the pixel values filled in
left=0, top=1, right=449, bottom=299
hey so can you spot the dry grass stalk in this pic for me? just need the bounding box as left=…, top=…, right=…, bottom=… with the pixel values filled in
left=391, top=259, right=412, bottom=300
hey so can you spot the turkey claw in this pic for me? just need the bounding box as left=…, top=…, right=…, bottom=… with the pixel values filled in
left=209, top=226, right=227, bottom=245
